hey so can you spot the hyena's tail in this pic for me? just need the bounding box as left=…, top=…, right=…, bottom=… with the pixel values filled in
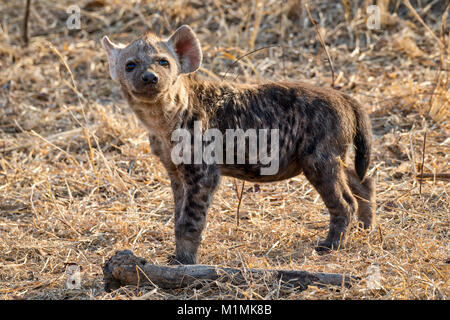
left=350, top=98, right=372, bottom=181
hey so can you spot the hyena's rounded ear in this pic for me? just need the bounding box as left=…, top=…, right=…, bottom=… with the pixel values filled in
left=167, top=25, right=202, bottom=74
left=101, top=36, right=123, bottom=82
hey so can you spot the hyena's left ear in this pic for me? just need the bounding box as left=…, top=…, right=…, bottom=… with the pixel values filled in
left=167, top=25, right=202, bottom=74
left=101, top=35, right=123, bottom=82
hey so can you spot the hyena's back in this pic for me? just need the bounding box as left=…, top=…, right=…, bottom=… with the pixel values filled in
left=195, top=80, right=371, bottom=183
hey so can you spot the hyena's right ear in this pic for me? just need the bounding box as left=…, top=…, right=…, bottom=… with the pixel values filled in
left=167, top=25, right=202, bottom=74
left=101, top=36, right=123, bottom=82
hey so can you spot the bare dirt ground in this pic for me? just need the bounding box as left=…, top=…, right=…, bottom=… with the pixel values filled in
left=0, top=0, right=448, bottom=300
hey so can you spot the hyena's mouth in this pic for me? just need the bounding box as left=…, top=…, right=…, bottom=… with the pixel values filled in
left=131, top=89, right=159, bottom=100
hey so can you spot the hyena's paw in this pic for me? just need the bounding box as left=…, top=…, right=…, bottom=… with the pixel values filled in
left=353, top=220, right=374, bottom=231
left=167, top=253, right=178, bottom=265
left=167, top=253, right=197, bottom=265
left=315, top=239, right=345, bottom=253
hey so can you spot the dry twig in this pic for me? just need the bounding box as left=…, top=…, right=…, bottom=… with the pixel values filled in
left=305, top=1, right=335, bottom=88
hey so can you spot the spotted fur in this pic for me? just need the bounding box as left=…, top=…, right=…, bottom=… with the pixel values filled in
left=102, top=25, right=375, bottom=264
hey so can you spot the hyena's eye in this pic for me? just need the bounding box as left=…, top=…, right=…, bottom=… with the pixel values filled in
left=125, top=61, right=136, bottom=72
left=159, top=59, right=169, bottom=67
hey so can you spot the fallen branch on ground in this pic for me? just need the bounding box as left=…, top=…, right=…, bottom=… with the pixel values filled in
left=416, top=173, right=450, bottom=180
left=103, top=250, right=359, bottom=292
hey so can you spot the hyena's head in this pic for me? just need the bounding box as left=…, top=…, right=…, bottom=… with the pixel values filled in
left=101, top=25, right=202, bottom=102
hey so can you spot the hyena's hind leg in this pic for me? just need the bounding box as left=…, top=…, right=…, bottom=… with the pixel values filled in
left=303, top=158, right=358, bottom=251
left=345, top=168, right=376, bottom=229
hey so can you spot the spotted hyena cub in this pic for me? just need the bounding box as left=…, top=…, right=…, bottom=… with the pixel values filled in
left=102, top=25, right=376, bottom=264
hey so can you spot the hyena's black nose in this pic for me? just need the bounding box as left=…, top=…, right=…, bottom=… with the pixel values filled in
left=141, top=71, right=158, bottom=84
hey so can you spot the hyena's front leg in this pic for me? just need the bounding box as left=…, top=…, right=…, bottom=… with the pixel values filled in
left=172, top=164, right=220, bottom=265
left=170, top=177, right=184, bottom=221
left=149, top=133, right=184, bottom=219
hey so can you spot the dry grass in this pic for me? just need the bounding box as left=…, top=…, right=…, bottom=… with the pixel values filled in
left=0, top=0, right=448, bottom=300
